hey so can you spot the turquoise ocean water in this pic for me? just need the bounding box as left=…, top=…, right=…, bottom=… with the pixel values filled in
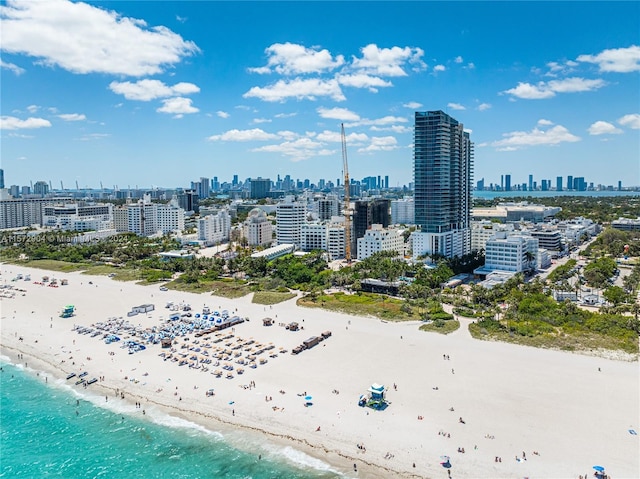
left=0, top=360, right=343, bottom=479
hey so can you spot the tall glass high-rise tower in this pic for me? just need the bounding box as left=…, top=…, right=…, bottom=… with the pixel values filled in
left=412, top=111, right=473, bottom=258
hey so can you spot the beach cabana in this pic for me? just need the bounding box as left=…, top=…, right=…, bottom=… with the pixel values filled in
left=262, top=317, right=274, bottom=326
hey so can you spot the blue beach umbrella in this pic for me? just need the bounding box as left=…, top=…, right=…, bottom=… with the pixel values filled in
left=304, top=395, right=313, bottom=401
left=593, top=466, right=605, bottom=472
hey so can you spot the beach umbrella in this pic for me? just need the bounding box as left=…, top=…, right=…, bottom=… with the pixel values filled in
left=593, top=466, right=605, bottom=472
left=304, top=395, right=313, bottom=401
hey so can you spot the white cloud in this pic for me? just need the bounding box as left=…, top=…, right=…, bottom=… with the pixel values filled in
left=244, top=78, right=345, bottom=102
left=465, top=62, right=475, bottom=69
left=26, top=104, right=39, bottom=113
left=546, top=77, right=606, bottom=93
left=8, top=132, right=34, bottom=139
left=109, top=79, right=200, bottom=101
left=503, top=82, right=556, bottom=99
left=249, top=42, right=344, bottom=75
left=317, top=107, right=360, bottom=121
left=207, top=128, right=279, bottom=142
left=491, top=124, right=580, bottom=150
left=79, top=133, right=110, bottom=141
left=588, top=121, right=623, bottom=135
left=454, top=56, right=463, bottom=64
left=370, top=125, right=412, bottom=133
left=433, top=64, right=446, bottom=72
left=403, top=101, right=422, bottom=109
left=503, top=77, right=606, bottom=99
left=58, top=113, right=86, bottom=121
left=0, top=0, right=199, bottom=76
left=477, top=103, right=491, bottom=111
left=447, top=102, right=465, bottom=110
left=274, top=112, right=297, bottom=118
left=276, top=130, right=299, bottom=141
left=351, top=44, right=426, bottom=77
left=577, top=45, right=640, bottom=73
left=537, top=119, right=554, bottom=126
left=216, top=111, right=229, bottom=119
left=1, top=59, right=25, bottom=75
left=252, top=118, right=272, bottom=124
left=544, top=60, right=577, bottom=77
left=344, top=115, right=408, bottom=128
left=335, top=73, right=392, bottom=92
left=156, top=97, right=199, bottom=116
left=315, top=130, right=369, bottom=143
left=618, top=113, right=640, bottom=129
left=251, top=137, right=334, bottom=162
left=357, top=136, right=398, bottom=153
left=0, top=115, right=51, bottom=130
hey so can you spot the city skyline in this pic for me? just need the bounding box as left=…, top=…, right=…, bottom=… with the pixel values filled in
left=1, top=1, right=639, bottom=188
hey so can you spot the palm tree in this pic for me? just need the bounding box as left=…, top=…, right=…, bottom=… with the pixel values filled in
left=524, top=251, right=536, bottom=276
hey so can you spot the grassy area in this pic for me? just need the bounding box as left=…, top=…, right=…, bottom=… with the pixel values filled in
left=252, top=291, right=296, bottom=305
left=80, top=265, right=142, bottom=282
left=297, top=291, right=422, bottom=321
left=12, top=259, right=89, bottom=273
left=164, top=278, right=251, bottom=299
left=469, top=321, right=639, bottom=355
left=419, top=320, right=460, bottom=335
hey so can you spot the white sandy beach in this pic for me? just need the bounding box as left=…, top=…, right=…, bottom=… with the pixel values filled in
left=1, top=263, right=638, bottom=479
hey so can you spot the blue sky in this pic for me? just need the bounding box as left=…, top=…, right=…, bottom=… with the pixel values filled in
left=1, top=0, right=639, bottom=190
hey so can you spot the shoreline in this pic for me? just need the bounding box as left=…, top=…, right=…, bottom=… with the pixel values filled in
left=0, top=345, right=373, bottom=478
left=1, top=263, right=638, bottom=479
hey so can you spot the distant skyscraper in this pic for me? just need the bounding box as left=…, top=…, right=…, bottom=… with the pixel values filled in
left=476, top=178, right=485, bottom=191
left=500, top=175, right=504, bottom=191
left=384, top=175, right=389, bottom=189
left=33, top=181, right=49, bottom=197
left=411, top=110, right=472, bottom=258
left=196, top=177, right=210, bottom=199
left=528, top=174, right=533, bottom=191
left=232, top=174, right=239, bottom=186
left=250, top=178, right=271, bottom=199
left=505, top=174, right=511, bottom=192
left=567, top=175, right=573, bottom=191
left=556, top=176, right=563, bottom=191
left=618, top=180, right=622, bottom=191
left=0, top=169, right=4, bottom=189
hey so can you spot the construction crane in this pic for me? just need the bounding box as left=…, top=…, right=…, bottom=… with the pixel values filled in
left=341, top=123, right=352, bottom=262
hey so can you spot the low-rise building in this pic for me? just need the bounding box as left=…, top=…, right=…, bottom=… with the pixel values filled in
left=477, top=232, right=539, bottom=274
left=197, top=209, right=231, bottom=246
left=243, top=208, right=273, bottom=247
left=357, top=224, right=404, bottom=260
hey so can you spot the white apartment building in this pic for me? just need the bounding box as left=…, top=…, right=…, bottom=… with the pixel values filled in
left=482, top=232, right=539, bottom=273
left=327, top=219, right=346, bottom=260
left=42, top=203, right=113, bottom=232
left=243, top=208, right=273, bottom=246
left=113, top=207, right=129, bottom=233
left=198, top=209, right=231, bottom=246
left=357, top=224, right=404, bottom=260
left=301, top=222, right=328, bottom=252
left=157, top=198, right=185, bottom=234
left=0, top=191, right=68, bottom=229
left=411, top=229, right=470, bottom=260
left=471, top=220, right=515, bottom=252
left=276, top=196, right=306, bottom=248
left=125, top=194, right=185, bottom=236
left=391, top=197, right=415, bottom=225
